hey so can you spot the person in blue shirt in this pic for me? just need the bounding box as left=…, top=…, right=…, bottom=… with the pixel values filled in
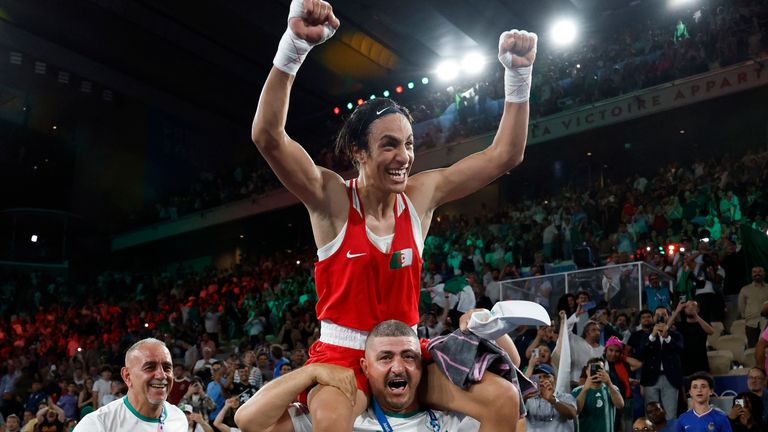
left=642, top=273, right=671, bottom=314
left=207, top=361, right=229, bottom=422
left=25, top=380, right=47, bottom=413
left=676, top=371, right=732, bottom=432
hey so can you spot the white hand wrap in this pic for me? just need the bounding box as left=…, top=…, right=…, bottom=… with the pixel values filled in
left=273, top=0, right=337, bottom=75
left=498, top=30, right=534, bottom=103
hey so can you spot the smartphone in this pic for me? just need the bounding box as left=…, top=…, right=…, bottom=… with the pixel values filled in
left=533, top=348, right=541, bottom=358
left=656, top=315, right=666, bottom=324
left=680, top=295, right=687, bottom=303
left=530, top=374, right=540, bottom=388
left=735, top=399, right=744, bottom=408
left=589, top=363, right=600, bottom=376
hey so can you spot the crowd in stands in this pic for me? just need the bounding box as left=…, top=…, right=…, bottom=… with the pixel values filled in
left=2, top=2, right=768, bottom=427
left=1, top=133, right=767, bottom=430
left=134, top=0, right=768, bottom=228
left=413, top=0, right=768, bottom=147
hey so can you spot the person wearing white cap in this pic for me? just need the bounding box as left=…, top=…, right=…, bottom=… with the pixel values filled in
left=74, top=338, right=187, bottom=431
left=180, top=404, right=214, bottom=432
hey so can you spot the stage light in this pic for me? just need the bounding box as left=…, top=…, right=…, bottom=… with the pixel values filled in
left=383, top=90, right=390, bottom=97
left=357, top=98, right=364, bottom=106
left=31, top=235, right=38, bottom=243
left=646, top=246, right=651, bottom=251
left=680, top=247, right=686, bottom=252
left=407, top=82, right=415, bottom=89
left=347, top=102, right=354, bottom=110
left=668, top=0, right=697, bottom=8
left=395, top=85, right=403, bottom=94
left=370, top=94, right=376, bottom=100
left=421, top=77, right=429, bottom=85
left=550, top=19, right=578, bottom=46
left=701, top=237, right=710, bottom=243
left=435, top=59, right=460, bottom=82
left=144, top=323, right=149, bottom=328
left=461, top=52, right=486, bottom=75
left=333, top=107, right=340, bottom=115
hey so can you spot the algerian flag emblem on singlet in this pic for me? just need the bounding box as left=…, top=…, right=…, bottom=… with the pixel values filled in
left=389, top=248, right=414, bottom=269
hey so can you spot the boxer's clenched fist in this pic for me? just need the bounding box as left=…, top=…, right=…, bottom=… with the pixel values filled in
left=288, top=0, right=340, bottom=44
left=498, top=30, right=537, bottom=70
left=274, top=0, right=340, bottom=75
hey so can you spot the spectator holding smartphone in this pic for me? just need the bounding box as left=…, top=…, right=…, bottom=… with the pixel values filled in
left=572, top=358, right=624, bottom=432
left=524, top=364, right=577, bottom=432
left=180, top=404, right=213, bottom=432
left=636, top=306, right=683, bottom=420
left=728, top=393, right=764, bottom=432
left=668, top=300, right=714, bottom=376
left=180, top=378, right=216, bottom=420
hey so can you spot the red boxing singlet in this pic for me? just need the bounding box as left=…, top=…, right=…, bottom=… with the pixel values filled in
left=313, top=179, right=423, bottom=331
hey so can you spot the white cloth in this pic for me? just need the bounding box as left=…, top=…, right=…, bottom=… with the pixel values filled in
left=74, top=397, right=186, bottom=432
left=563, top=315, right=604, bottom=382
left=468, top=301, right=551, bottom=341
left=447, top=285, right=476, bottom=313
left=288, top=403, right=477, bottom=431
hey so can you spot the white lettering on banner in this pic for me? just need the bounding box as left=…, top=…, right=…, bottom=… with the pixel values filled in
left=527, top=58, right=768, bottom=144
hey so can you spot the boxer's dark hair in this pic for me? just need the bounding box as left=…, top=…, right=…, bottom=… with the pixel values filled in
left=335, top=98, right=413, bottom=168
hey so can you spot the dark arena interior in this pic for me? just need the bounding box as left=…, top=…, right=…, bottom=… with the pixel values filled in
left=0, top=0, right=767, bottom=431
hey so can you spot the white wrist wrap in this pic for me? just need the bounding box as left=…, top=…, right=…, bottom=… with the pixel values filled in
left=503, top=66, right=533, bottom=103
left=272, top=0, right=337, bottom=75
left=498, top=30, right=533, bottom=103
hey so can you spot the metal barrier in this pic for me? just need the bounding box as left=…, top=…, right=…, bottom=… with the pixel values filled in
left=496, top=262, right=675, bottom=315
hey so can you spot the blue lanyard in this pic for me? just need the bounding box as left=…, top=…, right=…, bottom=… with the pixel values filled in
left=157, top=405, right=166, bottom=432
left=371, top=398, right=440, bottom=432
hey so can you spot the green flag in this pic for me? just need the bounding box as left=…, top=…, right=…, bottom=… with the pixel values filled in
left=444, top=276, right=468, bottom=294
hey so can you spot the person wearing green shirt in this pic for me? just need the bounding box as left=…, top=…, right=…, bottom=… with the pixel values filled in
left=571, top=357, right=625, bottom=432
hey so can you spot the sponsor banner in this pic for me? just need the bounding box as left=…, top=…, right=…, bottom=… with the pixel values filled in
left=528, top=59, right=768, bottom=144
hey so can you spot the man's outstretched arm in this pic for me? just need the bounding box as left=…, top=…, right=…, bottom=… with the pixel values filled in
left=235, top=363, right=356, bottom=432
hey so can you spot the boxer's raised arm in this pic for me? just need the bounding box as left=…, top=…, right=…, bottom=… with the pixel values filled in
left=409, top=30, right=536, bottom=212
left=252, top=0, right=342, bottom=211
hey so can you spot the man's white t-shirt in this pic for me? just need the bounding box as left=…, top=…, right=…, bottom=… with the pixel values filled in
left=74, top=397, right=187, bottom=431
left=92, top=378, right=112, bottom=403
left=288, top=403, right=480, bottom=431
